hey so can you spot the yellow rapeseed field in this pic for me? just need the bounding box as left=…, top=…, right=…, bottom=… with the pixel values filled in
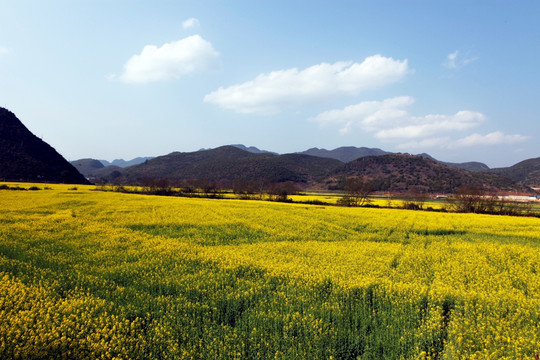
left=1, top=183, right=539, bottom=359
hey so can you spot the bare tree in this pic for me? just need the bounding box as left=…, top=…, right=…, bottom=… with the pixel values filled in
left=402, top=187, right=430, bottom=210
left=446, top=186, right=488, bottom=213
left=337, top=177, right=372, bottom=207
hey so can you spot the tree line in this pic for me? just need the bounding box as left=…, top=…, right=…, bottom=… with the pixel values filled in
left=96, top=176, right=538, bottom=217
left=97, top=177, right=301, bottom=202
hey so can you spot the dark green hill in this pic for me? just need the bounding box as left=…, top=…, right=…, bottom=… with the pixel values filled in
left=418, top=153, right=490, bottom=172
left=118, top=146, right=343, bottom=187
left=71, top=158, right=105, bottom=176
left=491, top=157, right=540, bottom=186
left=328, top=153, right=530, bottom=193
left=0, top=107, right=90, bottom=184
left=99, top=147, right=532, bottom=193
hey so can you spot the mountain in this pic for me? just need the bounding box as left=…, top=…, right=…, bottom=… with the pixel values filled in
left=70, top=158, right=122, bottom=183
left=328, top=153, right=530, bottom=193
left=102, top=146, right=531, bottom=194
left=297, top=146, right=490, bottom=172
left=418, top=153, right=490, bottom=172
left=231, top=144, right=277, bottom=155
left=71, top=158, right=105, bottom=175
left=298, top=146, right=389, bottom=162
left=100, top=157, right=154, bottom=168
left=0, top=107, right=90, bottom=184
left=117, top=145, right=343, bottom=187
left=491, top=157, right=540, bottom=187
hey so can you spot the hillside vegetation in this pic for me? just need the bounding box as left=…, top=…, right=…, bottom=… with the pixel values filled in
left=329, top=153, right=529, bottom=193
left=86, top=146, right=533, bottom=194
left=119, top=146, right=343, bottom=187
left=491, top=157, right=540, bottom=187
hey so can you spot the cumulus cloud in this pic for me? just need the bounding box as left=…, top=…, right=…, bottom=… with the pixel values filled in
left=375, top=111, right=486, bottom=140
left=313, top=97, right=529, bottom=151
left=311, top=96, right=414, bottom=135
left=204, top=55, right=409, bottom=114
left=444, top=50, right=478, bottom=69
left=453, top=131, right=529, bottom=147
left=118, top=35, right=219, bottom=83
left=398, top=132, right=529, bottom=149
left=182, top=18, right=200, bottom=29
left=310, top=96, right=486, bottom=139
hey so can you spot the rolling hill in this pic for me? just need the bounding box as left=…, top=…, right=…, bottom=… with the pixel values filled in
left=99, top=157, right=154, bottom=168
left=490, top=157, right=540, bottom=187
left=328, top=153, right=530, bottom=193
left=0, top=107, right=90, bottom=184
left=71, top=158, right=105, bottom=175
left=117, top=146, right=343, bottom=187
left=418, top=153, right=490, bottom=172
left=87, top=145, right=533, bottom=194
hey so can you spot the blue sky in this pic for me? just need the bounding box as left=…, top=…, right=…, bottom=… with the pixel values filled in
left=0, top=1, right=539, bottom=167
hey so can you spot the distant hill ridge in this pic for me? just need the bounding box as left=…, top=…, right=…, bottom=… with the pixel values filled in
left=298, top=146, right=389, bottom=162
left=119, top=146, right=343, bottom=187
left=100, top=157, right=154, bottom=168
left=72, top=144, right=539, bottom=192
left=75, top=145, right=534, bottom=194
left=491, top=157, right=540, bottom=187
left=418, top=153, right=490, bottom=172
left=329, top=153, right=528, bottom=193
left=0, top=107, right=89, bottom=184
left=83, top=145, right=490, bottom=172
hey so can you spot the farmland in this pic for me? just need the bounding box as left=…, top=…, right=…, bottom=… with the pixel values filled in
left=1, top=184, right=540, bottom=359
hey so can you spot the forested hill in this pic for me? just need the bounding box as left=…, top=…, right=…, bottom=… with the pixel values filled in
left=328, top=153, right=532, bottom=193
left=90, top=146, right=533, bottom=194
left=491, top=157, right=540, bottom=187
left=118, top=146, right=343, bottom=187
left=0, top=107, right=90, bottom=184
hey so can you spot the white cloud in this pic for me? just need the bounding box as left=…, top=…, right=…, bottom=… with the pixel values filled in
left=444, top=50, right=478, bottom=69
left=397, top=137, right=452, bottom=150
left=118, top=35, right=219, bottom=83
left=204, top=55, right=409, bottom=114
left=453, top=131, right=529, bottom=147
left=445, top=51, right=459, bottom=69
left=311, top=96, right=414, bottom=134
left=310, top=96, right=486, bottom=139
left=182, top=18, right=200, bottom=29
left=398, top=132, right=529, bottom=150
left=375, top=111, right=486, bottom=140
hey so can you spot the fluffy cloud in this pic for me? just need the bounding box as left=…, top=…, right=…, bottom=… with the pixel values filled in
left=453, top=131, right=529, bottom=147
left=313, top=97, right=529, bottom=150
left=444, top=50, right=478, bottom=69
left=182, top=18, right=200, bottom=29
left=204, top=55, right=409, bottom=114
left=311, top=96, right=486, bottom=139
left=311, top=96, right=414, bottom=135
left=118, top=35, right=219, bottom=83
left=375, top=111, right=486, bottom=140
left=398, top=132, right=529, bottom=149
